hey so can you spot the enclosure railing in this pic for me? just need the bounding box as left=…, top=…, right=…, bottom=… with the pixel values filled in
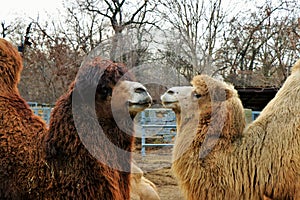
left=138, top=108, right=261, bottom=156
left=252, top=111, right=261, bottom=121
left=28, top=102, right=52, bottom=124
left=27, top=103, right=261, bottom=156
left=138, top=108, right=177, bottom=156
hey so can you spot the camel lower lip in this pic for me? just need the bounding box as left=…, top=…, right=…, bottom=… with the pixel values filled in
left=129, top=102, right=151, bottom=106
left=162, top=101, right=177, bottom=105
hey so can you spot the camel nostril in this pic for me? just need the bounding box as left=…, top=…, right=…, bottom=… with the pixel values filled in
left=135, top=87, right=146, bottom=93
left=167, top=90, right=175, bottom=95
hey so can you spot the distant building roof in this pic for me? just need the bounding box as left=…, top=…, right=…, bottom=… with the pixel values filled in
left=236, top=87, right=279, bottom=111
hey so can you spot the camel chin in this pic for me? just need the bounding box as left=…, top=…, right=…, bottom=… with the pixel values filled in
left=128, top=101, right=152, bottom=113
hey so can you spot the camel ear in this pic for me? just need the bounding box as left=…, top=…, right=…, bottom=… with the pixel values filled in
left=211, top=87, right=232, bottom=102
left=225, top=88, right=233, bottom=99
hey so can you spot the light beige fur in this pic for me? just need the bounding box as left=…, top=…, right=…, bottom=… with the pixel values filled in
left=130, top=163, right=160, bottom=200
left=161, top=62, right=300, bottom=199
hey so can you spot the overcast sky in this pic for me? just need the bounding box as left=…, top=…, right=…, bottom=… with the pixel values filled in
left=0, top=0, right=64, bottom=22
left=0, top=0, right=264, bottom=21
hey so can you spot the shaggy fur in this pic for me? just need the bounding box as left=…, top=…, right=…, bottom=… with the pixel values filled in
left=130, top=163, right=160, bottom=200
left=0, top=38, right=151, bottom=199
left=231, top=59, right=300, bottom=199
left=43, top=58, right=151, bottom=199
left=0, top=39, right=49, bottom=199
left=169, top=75, right=246, bottom=200
left=164, top=65, right=300, bottom=199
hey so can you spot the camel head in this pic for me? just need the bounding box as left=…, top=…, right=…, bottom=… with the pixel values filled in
left=160, top=86, right=193, bottom=114
left=69, top=57, right=152, bottom=170
left=190, top=75, right=233, bottom=117
left=160, top=86, right=195, bottom=132
left=112, top=80, right=152, bottom=117
left=161, top=75, right=245, bottom=164
left=73, top=57, right=152, bottom=119
left=161, top=75, right=245, bottom=154
left=161, top=75, right=239, bottom=121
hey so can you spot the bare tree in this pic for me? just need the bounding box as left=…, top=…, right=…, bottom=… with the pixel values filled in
left=0, top=18, right=29, bottom=50
left=7, top=0, right=299, bottom=104
left=216, top=0, right=300, bottom=87
left=17, top=18, right=83, bottom=103
left=157, top=0, right=227, bottom=81
left=76, top=0, right=158, bottom=62
left=2, top=1, right=158, bottom=103
left=78, top=0, right=154, bottom=33
left=16, top=1, right=111, bottom=103
left=1, top=22, right=11, bottom=38
left=1, top=20, right=21, bottom=39
left=58, top=0, right=107, bottom=53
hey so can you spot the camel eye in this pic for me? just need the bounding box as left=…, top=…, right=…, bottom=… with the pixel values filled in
left=193, top=92, right=202, bottom=99
left=195, top=94, right=202, bottom=98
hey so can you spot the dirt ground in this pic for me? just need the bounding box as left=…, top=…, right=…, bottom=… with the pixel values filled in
left=133, top=146, right=185, bottom=200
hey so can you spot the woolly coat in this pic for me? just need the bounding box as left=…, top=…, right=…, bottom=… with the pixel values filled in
left=172, top=75, right=246, bottom=200
left=0, top=39, right=139, bottom=199
left=43, top=58, right=135, bottom=199
left=172, top=66, right=300, bottom=200
left=0, top=39, right=49, bottom=199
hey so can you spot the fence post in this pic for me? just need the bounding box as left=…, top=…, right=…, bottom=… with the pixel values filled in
left=141, top=111, right=146, bottom=156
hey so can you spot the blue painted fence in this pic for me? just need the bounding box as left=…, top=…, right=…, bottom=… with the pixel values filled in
left=28, top=102, right=52, bottom=124
left=27, top=102, right=261, bottom=156
left=138, top=108, right=261, bottom=156
left=252, top=111, right=261, bottom=121
left=137, top=108, right=176, bottom=156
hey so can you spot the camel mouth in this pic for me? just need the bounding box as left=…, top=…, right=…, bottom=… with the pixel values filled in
left=128, top=100, right=152, bottom=108
left=162, top=101, right=179, bottom=107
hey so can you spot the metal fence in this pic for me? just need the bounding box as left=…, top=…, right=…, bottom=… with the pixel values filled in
left=27, top=103, right=261, bottom=156
left=28, top=102, right=52, bottom=124
left=137, top=108, right=177, bottom=156
left=252, top=111, right=261, bottom=121
left=138, top=108, right=261, bottom=156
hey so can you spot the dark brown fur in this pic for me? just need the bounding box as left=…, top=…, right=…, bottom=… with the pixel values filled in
left=0, top=39, right=49, bottom=199
left=0, top=39, right=137, bottom=199
left=43, top=58, right=135, bottom=199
